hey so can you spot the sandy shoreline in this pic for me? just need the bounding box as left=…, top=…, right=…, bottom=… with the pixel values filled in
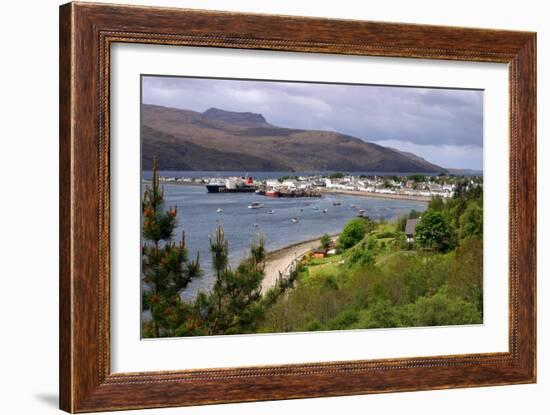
left=320, top=188, right=431, bottom=202
left=261, top=234, right=338, bottom=292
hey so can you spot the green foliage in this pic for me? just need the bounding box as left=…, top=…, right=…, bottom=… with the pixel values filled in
left=395, top=215, right=408, bottom=232
left=428, top=196, right=445, bottom=212
left=210, top=225, right=229, bottom=278
left=447, top=238, right=483, bottom=313
left=278, top=175, right=299, bottom=183
left=408, top=209, right=422, bottom=219
left=328, top=172, right=345, bottom=179
left=327, top=309, right=360, bottom=330
left=142, top=161, right=277, bottom=338
left=141, top=158, right=201, bottom=337
left=338, top=217, right=375, bottom=250
left=320, top=234, right=332, bottom=250
left=175, top=229, right=268, bottom=336
left=454, top=180, right=483, bottom=201
left=459, top=202, right=483, bottom=240
left=415, top=211, right=453, bottom=252
left=346, top=241, right=375, bottom=267
left=352, top=300, right=403, bottom=329
left=408, top=174, right=426, bottom=183
left=259, top=194, right=484, bottom=333
left=405, top=291, right=481, bottom=326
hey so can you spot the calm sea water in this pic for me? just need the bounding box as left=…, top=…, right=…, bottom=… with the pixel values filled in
left=156, top=183, right=427, bottom=298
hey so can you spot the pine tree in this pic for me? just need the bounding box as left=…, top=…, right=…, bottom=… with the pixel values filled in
left=141, top=158, right=201, bottom=337
left=174, top=226, right=266, bottom=336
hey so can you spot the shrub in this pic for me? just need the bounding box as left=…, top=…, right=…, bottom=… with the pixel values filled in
left=407, top=291, right=481, bottom=326
left=347, top=242, right=375, bottom=267
left=459, top=202, right=483, bottom=240
left=338, top=217, right=374, bottom=250
left=320, top=233, right=332, bottom=249
left=327, top=309, right=360, bottom=330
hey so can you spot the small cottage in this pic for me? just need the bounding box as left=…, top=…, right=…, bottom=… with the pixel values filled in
left=312, top=250, right=328, bottom=259
left=405, top=218, right=420, bottom=244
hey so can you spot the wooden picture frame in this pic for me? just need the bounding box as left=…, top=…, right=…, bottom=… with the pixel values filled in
left=59, top=2, right=536, bottom=412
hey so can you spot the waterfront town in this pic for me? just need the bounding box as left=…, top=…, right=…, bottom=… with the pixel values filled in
left=157, top=173, right=482, bottom=201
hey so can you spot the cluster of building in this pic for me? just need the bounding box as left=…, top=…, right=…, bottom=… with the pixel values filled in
left=157, top=173, right=482, bottom=201
left=158, top=176, right=208, bottom=185
left=323, top=176, right=457, bottom=199
left=258, top=177, right=323, bottom=198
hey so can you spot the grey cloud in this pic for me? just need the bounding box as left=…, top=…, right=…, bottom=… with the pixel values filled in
left=142, top=76, right=483, bottom=169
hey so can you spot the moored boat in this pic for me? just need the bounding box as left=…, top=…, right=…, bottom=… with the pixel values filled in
left=248, top=202, right=264, bottom=209
left=265, top=190, right=281, bottom=197
left=206, top=177, right=256, bottom=193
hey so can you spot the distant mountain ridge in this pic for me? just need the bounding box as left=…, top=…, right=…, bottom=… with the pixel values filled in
left=141, top=104, right=448, bottom=173
left=202, top=107, right=271, bottom=128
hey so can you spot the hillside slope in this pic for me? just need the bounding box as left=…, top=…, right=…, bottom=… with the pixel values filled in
left=141, top=104, right=447, bottom=173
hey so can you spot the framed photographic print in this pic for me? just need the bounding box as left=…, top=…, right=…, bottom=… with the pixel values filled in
left=59, top=2, right=536, bottom=412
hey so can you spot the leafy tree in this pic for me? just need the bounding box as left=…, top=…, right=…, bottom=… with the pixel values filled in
left=428, top=196, right=445, bottom=212
left=408, top=209, right=422, bottom=219
left=141, top=158, right=201, bottom=337
left=459, top=202, right=483, bottom=240
left=338, top=217, right=375, bottom=250
left=353, top=300, right=402, bottom=329
left=414, top=211, right=453, bottom=252
left=329, top=172, right=345, bottom=179
left=408, top=174, right=426, bottom=183
left=320, top=234, right=332, bottom=250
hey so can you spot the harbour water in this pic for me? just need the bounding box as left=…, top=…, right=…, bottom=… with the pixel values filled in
left=156, top=182, right=427, bottom=298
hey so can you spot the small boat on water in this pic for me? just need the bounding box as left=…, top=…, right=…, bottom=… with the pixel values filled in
left=216, top=208, right=223, bottom=213
left=268, top=210, right=275, bottom=214
left=252, top=223, right=259, bottom=228
left=323, top=209, right=328, bottom=214
left=333, top=202, right=342, bottom=206
left=291, top=217, right=299, bottom=223
left=350, top=204, right=357, bottom=209
left=358, top=209, right=365, bottom=214
left=312, top=206, right=319, bottom=210
left=248, top=202, right=264, bottom=209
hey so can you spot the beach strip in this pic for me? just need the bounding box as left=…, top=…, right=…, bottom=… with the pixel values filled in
left=262, top=234, right=338, bottom=292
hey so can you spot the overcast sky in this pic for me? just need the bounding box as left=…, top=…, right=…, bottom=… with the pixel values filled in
left=142, top=76, right=483, bottom=170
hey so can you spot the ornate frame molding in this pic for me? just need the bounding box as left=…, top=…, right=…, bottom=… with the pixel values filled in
left=60, top=2, right=536, bottom=412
